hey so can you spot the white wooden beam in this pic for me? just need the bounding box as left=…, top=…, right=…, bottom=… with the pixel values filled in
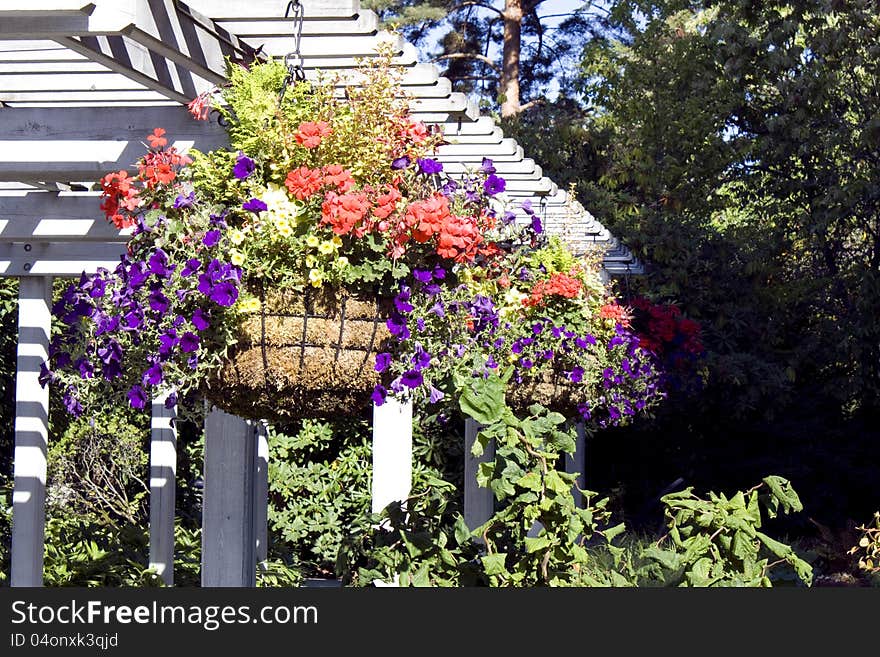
left=0, top=193, right=123, bottom=241
left=0, top=241, right=126, bottom=276
left=149, top=392, right=177, bottom=585
left=201, top=408, right=257, bottom=587
left=10, top=275, right=52, bottom=587
left=185, top=0, right=363, bottom=20
left=371, top=398, right=413, bottom=514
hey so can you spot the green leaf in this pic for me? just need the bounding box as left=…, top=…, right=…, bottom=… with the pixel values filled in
left=481, top=553, right=508, bottom=576
left=458, top=371, right=507, bottom=425
left=524, top=535, right=553, bottom=553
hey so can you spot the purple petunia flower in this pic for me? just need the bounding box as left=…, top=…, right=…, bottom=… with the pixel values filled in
left=233, top=153, right=256, bottom=180
left=412, top=345, right=431, bottom=371
left=179, top=331, right=200, bottom=353
left=401, top=369, right=424, bottom=388
left=428, top=300, right=445, bottom=318
left=208, top=281, right=238, bottom=307
left=143, top=362, right=163, bottom=386
left=412, top=269, right=433, bottom=284
left=532, top=323, right=543, bottom=335
left=531, top=214, right=543, bottom=234
left=203, top=229, right=221, bottom=247
left=386, top=313, right=410, bottom=340
left=164, top=392, right=178, bottom=410
left=148, top=249, right=174, bottom=278
left=182, top=258, right=201, bottom=277
left=371, top=385, right=387, bottom=405
left=522, top=199, right=534, bottom=215
left=391, top=156, right=411, bottom=170
left=159, top=329, right=178, bottom=357
left=417, top=158, right=443, bottom=175
left=77, top=358, right=94, bottom=379
left=480, top=157, right=496, bottom=174
left=569, top=366, right=584, bottom=383
left=191, top=308, right=210, bottom=331
left=173, top=191, right=196, bottom=209
left=128, top=261, right=149, bottom=289
left=242, top=197, right=267, bottom=213
left=148, top=290, right=170, bottom=314
left=127, top=385, right=148, bottom=410
left=63, top=388, right=83, bottom=416
left=428, top=385, right=445, bottom=404
left=483, top=174, right=506, bottom=196
left=375, top=352, right=392, bottom=373
left=520, top=358, right=534, bottom=369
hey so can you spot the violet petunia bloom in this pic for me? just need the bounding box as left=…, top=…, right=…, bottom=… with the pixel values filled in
left=143, top=362, right=164, bottom=386
left=391, top=156, right=411, bottom=170
left=173, top=191, right=196, bottom=209
left=148, top=290, right=170, bottom=314
left=148, top=248, right=175, bottom=278
left=181, top=258, right=202, bottom=277
left=191, top=308, right=210, bottom=331
left=416, top=158, right=443, bottom=175
left=209, top=281, right=238, bottom=307
left=242, top=197, right=267, bottom=213
left=412, top=269, right=433, bottom=283
left=480, top=157, right=496, bottom=174
left=179, top=331, right=200, bottom=353
left=530, top=214, right=543, bottom=234
left=401, top=369, right=424, bottom=388
left=483, top=174, right=506, bottom=196
left=203, top=230, right=221, bottom=247
left=371, top=385, right=387, bottom=405
left=127, top=385, right=148, bottom=410
left=374, top=352, right=392, bottom=373
left=233, top=153, right=256, bottom=180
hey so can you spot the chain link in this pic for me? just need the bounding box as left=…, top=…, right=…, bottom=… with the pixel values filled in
left=280, top=0, right=306, bottom=96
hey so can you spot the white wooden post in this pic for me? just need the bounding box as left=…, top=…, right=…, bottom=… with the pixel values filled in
left=564, top=422, right=588, bottom=509
left=149, top=392, right=177, bottom=585
left=201, top=407, right=257, bottom=587
left=464, top=418, right=494, bottom=533
left=254, top=420, right=269, bottom=566
left=10, top=275, right=52, bottom=587
left=371, top=398, right=413, bottom=514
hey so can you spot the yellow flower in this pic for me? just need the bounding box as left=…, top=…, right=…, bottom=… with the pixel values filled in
left=308, top=269, right=323, bottom=287
left=305, top=254, right=317, bottom=268
left=238, top=297, right=261, bottom=313
left=230, top=250, right=245, bottom=266
left=331, top=235, right=343, bottom=248
left=229, top=229, right=245, bottom=246
left=306, top=234, right=320, bottom=248
left=274, top=216, right=291, bottom=231
left=277, top=224, right=293, bottom=238
left=318, top=241, right=335, bottom=255
left=334, top=256, right=350, bottom=269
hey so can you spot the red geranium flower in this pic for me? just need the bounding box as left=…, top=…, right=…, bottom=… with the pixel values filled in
left=295, top=121, right=331, bottom=148
left=285, top=166, right=324, bottom=200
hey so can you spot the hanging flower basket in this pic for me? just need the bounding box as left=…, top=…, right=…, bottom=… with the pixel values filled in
left=41, top=42, right=687, bottom=434
left=203, top=286, right=393, bottom=419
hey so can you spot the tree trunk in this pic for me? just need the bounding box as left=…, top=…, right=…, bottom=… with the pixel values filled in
left=500, top=0, right=523, bottom=118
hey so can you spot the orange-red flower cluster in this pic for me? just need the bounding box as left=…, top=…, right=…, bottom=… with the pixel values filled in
left=285, top=165, right=354, bottom=201
left=137, top=129, right=192, bottom=189
left=99, top=170, right=140, bottom=230
left=321, top=191, right=370, bottom=235
left=524, top=272, right=583, bottom=308
left=295, top=121, right=331, bottom=149
left=599, top=302, right=631, bottom=327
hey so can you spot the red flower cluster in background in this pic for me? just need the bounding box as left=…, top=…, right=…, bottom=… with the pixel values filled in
left=630, top=296, right=703, bottom=358
left=294, top=121, right=331, bottom=149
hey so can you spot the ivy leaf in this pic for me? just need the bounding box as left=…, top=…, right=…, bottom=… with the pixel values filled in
left=481, top=553, right=508, bottom=575
left=457, top=371, right=507, bottom=425
left=524, top=535, right=552, bottom=553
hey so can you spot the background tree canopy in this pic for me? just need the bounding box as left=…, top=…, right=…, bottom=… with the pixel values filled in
left=424, top=0, right=880, bottom=534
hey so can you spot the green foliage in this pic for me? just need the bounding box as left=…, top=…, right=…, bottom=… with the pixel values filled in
left=639, top=476, right=813, bottom=587
left=576, top=0, right=880, bottom=420
left=267, top=419, right=373, bottom=577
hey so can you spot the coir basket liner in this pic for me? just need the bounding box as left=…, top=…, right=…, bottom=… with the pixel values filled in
left=203, top=286, right=393, bottom=421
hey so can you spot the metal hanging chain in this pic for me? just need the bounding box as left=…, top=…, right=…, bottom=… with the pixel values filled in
left=281, top=0, right=306, bottom=97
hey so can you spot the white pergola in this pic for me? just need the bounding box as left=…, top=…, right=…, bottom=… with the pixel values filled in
left=0, top=0, right=639, bottom=587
